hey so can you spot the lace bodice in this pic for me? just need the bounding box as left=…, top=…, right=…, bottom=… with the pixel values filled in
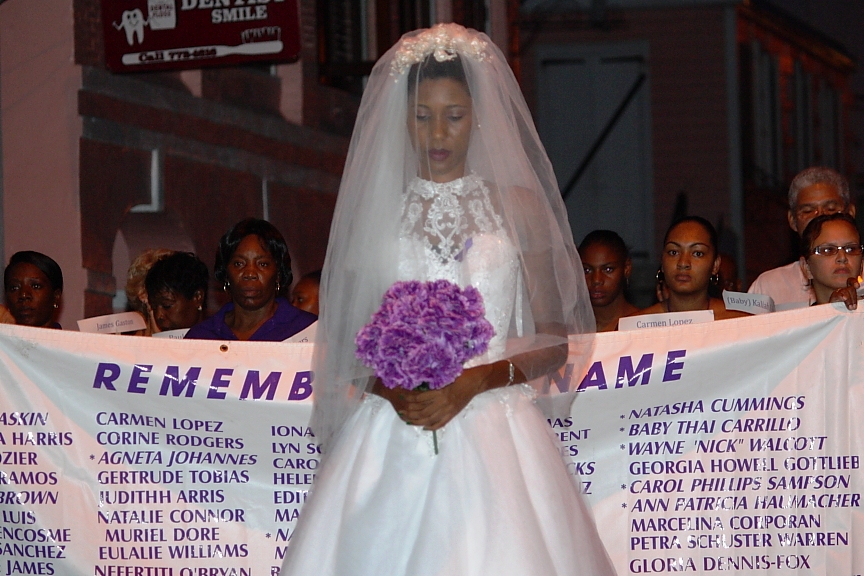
left=398, top=175, right=520, bottom=365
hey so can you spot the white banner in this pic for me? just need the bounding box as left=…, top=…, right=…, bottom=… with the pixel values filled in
left=0, top=304, right=861, bottom=575
left=562, top=303, right=862, bottom=575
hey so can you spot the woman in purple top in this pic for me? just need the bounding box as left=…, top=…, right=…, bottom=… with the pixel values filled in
left=185, top=218, right=316, bottom=341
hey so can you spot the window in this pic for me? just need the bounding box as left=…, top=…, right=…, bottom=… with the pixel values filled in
left=318, top=0, right=489, bottom=94
left=816, top=79, right=841, bottom=169
left=748, top=41, right=783, bottom=188
left=791, top=61, right=814, bottom=174
left=789, top=63, right=841, bottom=173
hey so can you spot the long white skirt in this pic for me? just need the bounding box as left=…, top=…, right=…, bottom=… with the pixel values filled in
left=281, top=385, right=617, bottom=576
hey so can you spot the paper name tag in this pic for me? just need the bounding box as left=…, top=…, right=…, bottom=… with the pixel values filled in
left=723, top=290, right=775, bottom=314
left=77, top=312, right=147, bottom=334
left=284, top=322, right=317, bottom=343
left=152, top=328, right=189, bottom=339
left=618, top=310, right=714, bottom=331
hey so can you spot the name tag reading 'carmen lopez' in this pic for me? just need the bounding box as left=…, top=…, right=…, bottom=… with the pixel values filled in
left=618, top=309, right=714, bottom=331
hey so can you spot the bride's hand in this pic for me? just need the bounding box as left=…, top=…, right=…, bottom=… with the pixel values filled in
left=370, top=380, right=424, bottom=418
left=371, top=373, right=482, bottom=430
left=399, top=362, right=513, bottom=430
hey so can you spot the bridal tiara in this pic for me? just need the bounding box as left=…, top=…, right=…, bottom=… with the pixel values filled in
left=391, top=23, right=492, bottom=76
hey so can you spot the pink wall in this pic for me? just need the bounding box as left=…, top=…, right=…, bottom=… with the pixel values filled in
left=0, top=0, right=84, bottom=329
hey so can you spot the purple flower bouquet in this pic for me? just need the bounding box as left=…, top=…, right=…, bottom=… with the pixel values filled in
left=355, top=280, right=495, bottom=452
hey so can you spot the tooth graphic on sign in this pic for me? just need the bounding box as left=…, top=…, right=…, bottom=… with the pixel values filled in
left=113, top=9, right=148, bottom=46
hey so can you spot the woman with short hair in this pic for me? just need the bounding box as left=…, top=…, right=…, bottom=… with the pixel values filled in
left=578, top=230, right=638, bottom=331
left=4, top=251, right=63, bottom=329
left=145, top=251, right=209, bottom=332
left=185, top=218, right=316, bottom=341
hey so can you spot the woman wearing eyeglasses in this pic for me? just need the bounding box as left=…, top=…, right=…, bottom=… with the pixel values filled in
left=800, top=212, right=862, bottom=310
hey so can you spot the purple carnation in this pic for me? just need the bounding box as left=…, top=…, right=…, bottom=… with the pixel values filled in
left=355, top=280, right=495, bottom=390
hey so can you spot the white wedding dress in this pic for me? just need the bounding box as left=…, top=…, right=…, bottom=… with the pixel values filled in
left=281, top=176, right=615, bottom=576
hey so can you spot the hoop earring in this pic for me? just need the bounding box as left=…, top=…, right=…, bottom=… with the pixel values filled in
left=710, top=273, right=720, bottom=286
left=276, top=282, right=281, bottom=293
left=223, top=281, right=230, bottom=292
left=655, top=269, right=665, bottom=283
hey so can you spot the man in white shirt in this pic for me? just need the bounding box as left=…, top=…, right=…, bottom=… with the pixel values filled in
left=748, top=167, right=855, bottom=306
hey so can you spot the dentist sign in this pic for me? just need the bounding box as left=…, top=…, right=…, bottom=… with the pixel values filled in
left=101, top=0, right=300, bottom=72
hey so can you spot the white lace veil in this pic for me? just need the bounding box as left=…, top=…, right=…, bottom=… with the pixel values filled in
left=311, top=24, right=595, bottom=452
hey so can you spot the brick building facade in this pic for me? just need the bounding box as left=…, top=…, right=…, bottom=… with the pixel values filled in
left=0, top=0, right=512, bottom=325
left=517, top=0, right=854, bottom=295
left=2, top=0, right=853, bottom=322
left=74, top=0, right=353, bottom=317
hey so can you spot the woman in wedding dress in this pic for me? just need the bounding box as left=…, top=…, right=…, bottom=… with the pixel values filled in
left=281, top=24, right=617, bottom=576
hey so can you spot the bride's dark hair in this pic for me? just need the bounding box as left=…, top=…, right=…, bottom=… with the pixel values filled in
left=407, top=55, right=469, bottom=95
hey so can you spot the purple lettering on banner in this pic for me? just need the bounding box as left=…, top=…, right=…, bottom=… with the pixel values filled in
left=242, top=371, right=282, bottom=401
left=616, top=354, right=654, bottom=388
left=128, top=364, right=153, bottom=394
left=577, top=362, right=607, bottom=391
left=548, top=363, right=575, bottom=393
left=288, top=371, right=314, bottom=401
left=663, top=350, right=686, bottom=382
left=160, top=366, right=201, bottom=397
left=207, top=368, right=234, bottom=399
left=93, top=362, right=121, bottom=390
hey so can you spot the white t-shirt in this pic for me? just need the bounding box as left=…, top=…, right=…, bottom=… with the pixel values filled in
left=747, top=261, right=814, bottom=306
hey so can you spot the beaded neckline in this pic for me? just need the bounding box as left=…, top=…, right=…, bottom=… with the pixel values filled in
left=408, top=174, right=480, bottom=200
